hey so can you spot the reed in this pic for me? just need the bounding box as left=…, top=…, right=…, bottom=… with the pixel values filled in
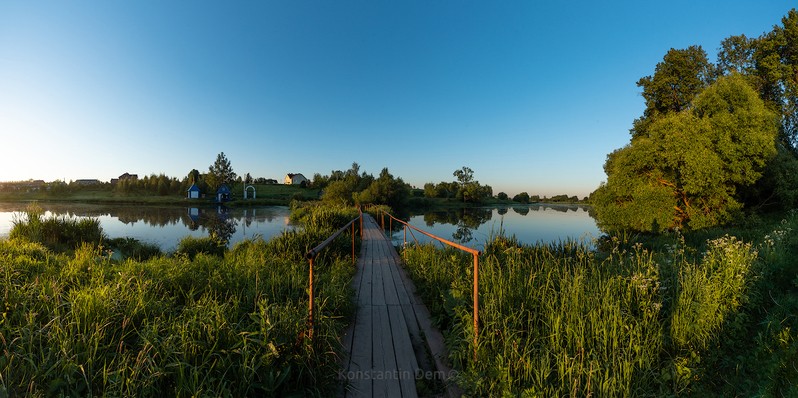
left=0, top=204, right=359, bottom=396
left=401, top=224, right=778, bottom=396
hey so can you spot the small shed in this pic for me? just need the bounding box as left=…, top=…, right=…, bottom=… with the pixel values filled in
left=187, top=184, right=201, bottom=199
left=216, top=184, right=232, bottom=202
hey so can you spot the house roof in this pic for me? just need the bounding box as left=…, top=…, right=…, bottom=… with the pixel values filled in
left=216, top=184, right=231, bottom=193
left=187, top=184, right=200, bottom=192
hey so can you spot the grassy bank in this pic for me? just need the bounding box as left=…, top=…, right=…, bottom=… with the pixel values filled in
left=0, top=184, right=320, bottom=207
left=0, top=204, right=360, bottom=396
left=400, top=211, right=798, bottom=396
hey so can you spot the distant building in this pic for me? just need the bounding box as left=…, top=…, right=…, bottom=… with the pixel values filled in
left=187, top=183, right=201, bottom=199
left=216, top=184, right=232, bottom=202
left=111, top=173, right=138, bottom=185
left=284, top=173, right=308, bottom=185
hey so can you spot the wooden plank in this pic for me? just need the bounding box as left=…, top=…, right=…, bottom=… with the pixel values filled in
left=379, top=241, right=401, bottom=306
left=346, top=302, right=373, bottom=398
left=371, top=243, right=386, bottom=306
left=345, top=214, right=462, bottom=397
left=371, top=305, right=403, bottom=396
left=388, top=304, right=420, bottom=398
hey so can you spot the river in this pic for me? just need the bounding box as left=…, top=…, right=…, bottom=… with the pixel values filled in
left=0, top=202, right=600, bottom=252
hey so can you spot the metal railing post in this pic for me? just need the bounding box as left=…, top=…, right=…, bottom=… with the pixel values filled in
left=473, top=252, right=479, bottom=361
left=304, top=212, right=361, bottom=342
left=308, top=257, right=315, bottom=339
left=380, top=209, right=482, bottom=363
left=351, top=222, right=355, bottom=266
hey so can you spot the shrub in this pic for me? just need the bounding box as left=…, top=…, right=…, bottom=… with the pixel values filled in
left=175, top=236, right=226, bottom=259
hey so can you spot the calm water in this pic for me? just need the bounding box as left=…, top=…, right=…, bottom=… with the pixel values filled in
left=0, top=203, right=600, bottom=252
left=0, top=202, right=295, bottom=252
left=389, top=205, right=600, bottom=251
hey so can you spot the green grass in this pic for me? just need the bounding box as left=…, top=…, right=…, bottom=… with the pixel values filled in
left=0, top=204, right=360, bottom=396
left=399, top=211, right=798, bottom=396
left=0, top=184, right=320, bottom=206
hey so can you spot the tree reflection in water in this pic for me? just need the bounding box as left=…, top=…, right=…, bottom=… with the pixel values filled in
left=188, top=206, right=238, bottom=245
left=422, top=207, right=493, bottom=244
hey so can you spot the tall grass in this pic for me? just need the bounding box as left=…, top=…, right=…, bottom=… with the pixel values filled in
left=9, top=205, right=106, bottom=252
left=0, top=204, right=360, bottom=396
left=400, top=220, right=786, bottom=396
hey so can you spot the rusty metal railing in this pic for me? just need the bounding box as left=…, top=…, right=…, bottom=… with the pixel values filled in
left=376, top=209, right=482, bottom=361
left=304, top=208, right=362, bottom=339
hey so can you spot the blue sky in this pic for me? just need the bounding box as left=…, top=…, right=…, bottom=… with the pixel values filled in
left=0, top=1, right=794, bottom=197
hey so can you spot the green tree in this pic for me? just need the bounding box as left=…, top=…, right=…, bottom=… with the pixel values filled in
left=188, top=169, right=200, bottom=185
left=355, top=168, right=410, bottom=208
left=497, top=192, right=508, bottom=200
left=633, top=46, right=716, bottom=137
left=513, top=192, right=530, bottom=204
left=207, top=152, right=236, bottom=190
left=717, top=34, right=757, bottom=75
left=453, top=166, right=474, bottom=187
left=593, top=74, right=779, bottom=231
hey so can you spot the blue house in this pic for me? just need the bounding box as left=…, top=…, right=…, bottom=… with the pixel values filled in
left=216, top=184, right=232, bottom=202
left=187, top=184, right=201, bottom=199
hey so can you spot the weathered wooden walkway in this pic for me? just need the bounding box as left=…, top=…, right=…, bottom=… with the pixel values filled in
left=340, top=215, right=455, bottom=398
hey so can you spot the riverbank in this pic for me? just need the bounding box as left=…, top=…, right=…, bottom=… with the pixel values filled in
left=0, top=204, right=360, bottom=396
left=0, top=184, right=321, bottom=207
left=399, top=209, right=798, bottom=396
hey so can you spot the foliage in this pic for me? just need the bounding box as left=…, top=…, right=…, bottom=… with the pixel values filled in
left=453, top=166, right=474, bottom=186
left=105, top=237, right=162, bottom=261
left=593, top=74, right=779, bottom=232
left=206, top=152, right=237, bottom=191
left=354, top=168, right=410, bottom=208
left=496, top=192, right=508, bottom=200
left=9, top=205, right=107, bottom=252
left=319, top=163, right=412, bottom=209
left=423, top=167, right=492, bottom=203
left=512, top=192, right=529, bottom=204
left=399, top=212, right=795, bottom=396
left=115, top=173, right=185, bottom=196
left=175, top=235, right=226, bottom=259
left=632, top=45, right=716, bottom=138
left=0, top=204, right=359, bottom=396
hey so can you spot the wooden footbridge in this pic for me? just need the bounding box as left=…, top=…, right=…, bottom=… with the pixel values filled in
left=305, top=212, right=466, bottom=397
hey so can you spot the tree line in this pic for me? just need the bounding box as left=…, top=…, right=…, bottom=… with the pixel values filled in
left=592, top=9, right=798, bottom=232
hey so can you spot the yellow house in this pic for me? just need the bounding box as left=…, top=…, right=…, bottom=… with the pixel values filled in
left=284, top=173, right=308, bottom=185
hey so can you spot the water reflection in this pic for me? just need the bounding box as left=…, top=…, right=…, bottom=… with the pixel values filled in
left=187, top=207, right=238, bottom=245
left=0, top=203, right=294, bottom=251
left=392, top=204, right=599, bottom=249
left=421, top=207, right=493, bottom=244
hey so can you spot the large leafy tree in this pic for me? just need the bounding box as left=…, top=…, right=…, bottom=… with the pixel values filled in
left=593, top=74, right=779, bottom=232
left=354, top=168, right=410, bottom=208
left=632, top=46, right=716, bottom=138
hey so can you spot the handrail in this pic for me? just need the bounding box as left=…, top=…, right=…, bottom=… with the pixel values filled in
left=304, top=208, right=362, bottom=339
left=376, top=209, right=482, bottom=361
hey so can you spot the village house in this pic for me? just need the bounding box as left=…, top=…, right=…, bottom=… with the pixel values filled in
left=216, top=184, right=232, bottom=202
left=111, top=172, right=138, bottom=185
left=284, top=173, right=308, bottom=185
left=187, top=183, right=201, bottom=199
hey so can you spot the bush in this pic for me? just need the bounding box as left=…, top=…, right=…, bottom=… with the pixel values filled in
left=9, top=205, right=107, bottom=252
left=175, top=236, right=226, bottom=259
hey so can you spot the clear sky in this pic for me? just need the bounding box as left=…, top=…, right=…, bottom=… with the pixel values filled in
left=1, top=1, right=794, bottom=197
